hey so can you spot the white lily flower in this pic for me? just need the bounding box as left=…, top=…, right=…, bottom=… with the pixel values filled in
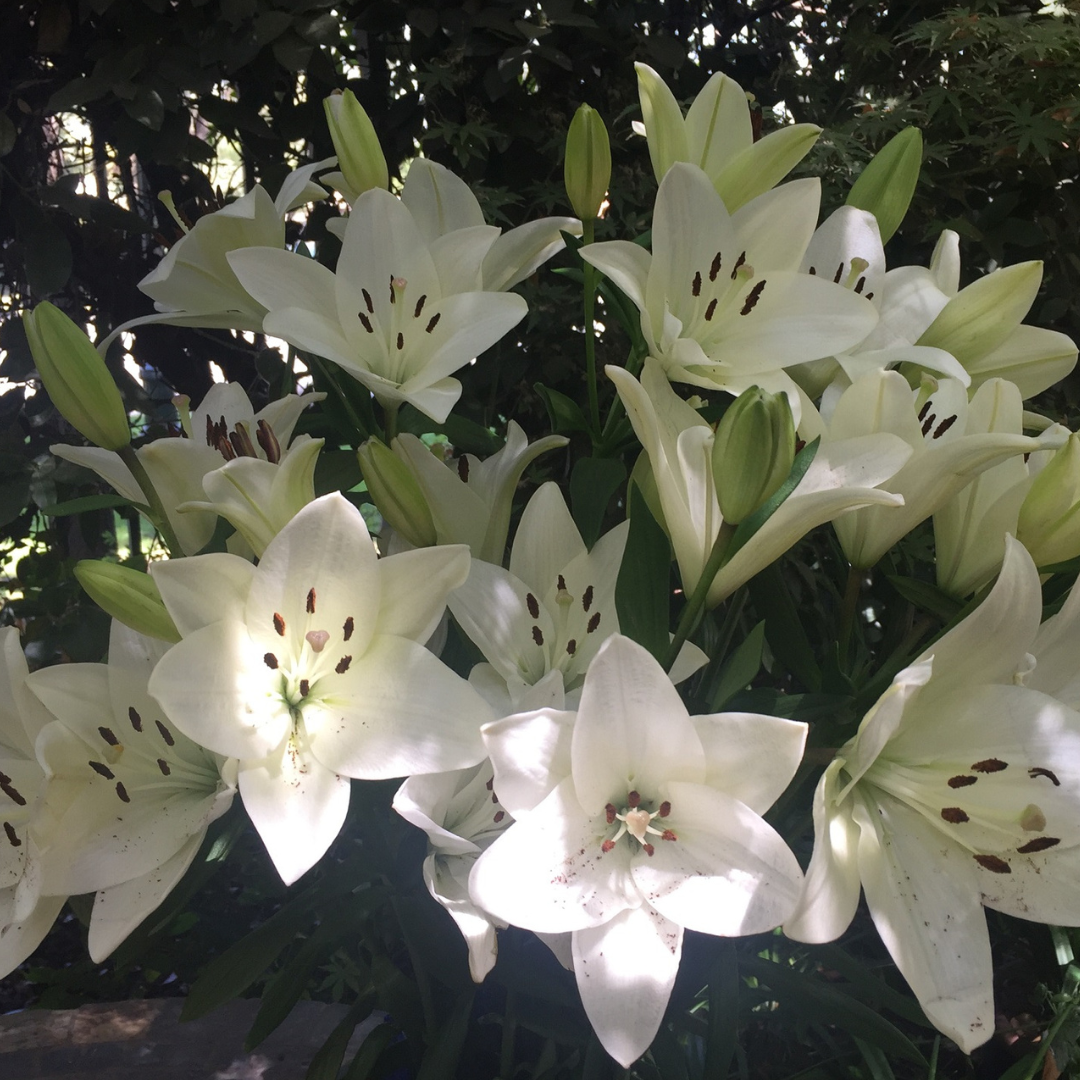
left=52, top=383, right=322, bottom=555
left=388, top=421, right=568, bottom=563
left=785, top=538, right=1080, bottom=1053
left=470, top=634, right=807, bottom=1066
left=450, top=482, right=706, bottom=714
left=0, top=628, right=66, bottom=980
left=393, top=761, right=510, bottom=982
left=227, top=188, right=528, bottom=423
left=805, top=371, right=1049, bottom=569
left=581, top=164, right=878, bottom=406
left=26, top=621, right=237, bottom=963
left=634, top=63, right=820, bottom=211
left=147, top=493, right=492, bottom=885
left=609, top=360, right=911, bottom=608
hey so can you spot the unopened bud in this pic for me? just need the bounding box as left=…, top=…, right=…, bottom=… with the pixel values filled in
left=357, top=438, right=437, bottom=548
left=564, top=104, right=611, bottom=221
left=1018, top=433, right=1080, bottom=566
left=74, top=561, right=180, bottom=643
left=711, top=387, right=795, bottom=524
left=846, top=128, right=923, bottom=245
left=24, top=302, right=130, bottom=450
left=323, top=89, right=388, bottom=200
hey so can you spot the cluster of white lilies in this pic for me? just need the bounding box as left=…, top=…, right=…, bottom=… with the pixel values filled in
left=10, top=62, right=1080, bottom=1068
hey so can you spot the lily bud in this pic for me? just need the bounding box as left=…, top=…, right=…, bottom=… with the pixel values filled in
left=635, top=62, right=690, bottom=184
left=711, top=387, right=795, bottom=524
left=1018, top=433, right=1080, bottom=567
left=846, top=128, right=923, bottom=245
left=74, top=560, right=180, bottom=643
left=323, top=89, right=388, bottom=200
left=564, top=104, right=611, bottom=221
left=24, top=302, right=130, bottom=450
left=357, top=438, right=437, bottom=548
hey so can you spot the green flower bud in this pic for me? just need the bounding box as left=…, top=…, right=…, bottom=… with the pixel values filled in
left=323, top=89, right=388, bottom=199
left=24, top=302, right=129, bottom=450
left=357, top=438, right=437, bottom=548
left=564, top=104, right=611, bottom=221
left=846, top=127, right=923, bottom=245
left=74, top=560, right=180, bottom=643
left=1018, top=433, right=1080, bottom=567
left=711, top=387, right=795, bottom=525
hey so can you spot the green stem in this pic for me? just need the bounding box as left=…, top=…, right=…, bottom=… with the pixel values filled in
left=1020, top=997, right=1077, bottom=1080
left=118, top=444, right=184, bottom=556
left=581, top=218, right=601, bottom=436
left=663, top=522, right=736, bottom=672
left=383, top=401, right=400, bottom=442
left=838, top=564, right=864, bottom=667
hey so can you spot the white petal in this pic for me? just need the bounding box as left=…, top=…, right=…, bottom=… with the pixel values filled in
left=425, top=853, right=499, bottom=982
left=376, top=544, right=471, bottom=643
left=50, top=445, right=144, bottom=504
left=0, top=893, right=65, bottom=980
left=400, top=158, right=485, bottom=243
left=579, top=241, right=650, bottom=311
left=151, top=553, right=255, bottom=636
left=572, top=907, right=683, bottom=1068
left=482, top=217, right=579, bottom=292
left=509, top=482, right=586, bottom=598
left=481, top=708, right=575, bottom=817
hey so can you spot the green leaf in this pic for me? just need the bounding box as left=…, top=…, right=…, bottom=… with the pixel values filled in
left=702, top=941, right=739, bottom=1080
left=304, top=992, right=378, bottom=1080
left=341, top=1021, right=396, bottom=1079
left=25, top=219, right=73, bottom=297
left=747, top=564, right=821, bottom=691
left=615, top=484, right=671, bottom=663
left=0, top=113, right=16, bottom=158
left=534, top=382, right=592, bottom=436
left=709, top=620, right=765, bottom=710
left=886, top=575, right=962, bottom=622
left=570, top=456, right=626, bottom=549
left=41, top=494, right=135, bottom=517
left=415, top=989, right=475, bottom=1080
left=847, top=128, right=923, bottom=244
left=123, top=86, right=165, bottom=130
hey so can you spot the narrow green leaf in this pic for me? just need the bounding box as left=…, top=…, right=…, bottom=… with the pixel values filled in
left=886, top=575, right=962, bottom=622
left=811, top=944, right=932, bottom=1027
left=709, top=620, right=765, bottom=710
left=747, top=564, right=821, bottom=691
left=534, top=382, right=592, bottom=436
left=415, top=989, right=475, bottom=1080
left=304, top=992, right=378, bottom=1080
left=702, top=941, right=739, bottom=1080
left=341, top=1021, right=395, bottom=1079
left=570, top=456, right=626, bottom=549
left=615, top=483, right=671, bottom=663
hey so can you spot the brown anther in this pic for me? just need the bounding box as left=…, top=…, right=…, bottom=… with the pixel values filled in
left=973, top=759, right=1008, bottom=773
left=918, top=400, right=932, bottom=422
left=605, top=803, right=617, bottom=824
left=833, top=263, right=844, bottom=284
left=414, top=295, right=427, bottom=318
left=306, top=588, right=316, bottom=614
left=425, top=313, right=441, bottom=333
left=1030, top=767, right=1061, bottom=786
left=486, top=777, right=494, bottom=790
left=643, top=843, right=655, bottom=857
left=1018, top=837, right=1061, bottom=853
left=89, top=761, right=115, bottom=780
left=157, top=758, right=171, bottom=776
left=343, top=616, right=354, bottom=641
left=493, top=810, right=505, bottom=823
left=566, top=639, right=577, bottom=656
left=273, top=613, right=286, bottom=636
left=299, top=679, right=310, bottom=697
left=526, top=593, right=540, bottom=619
left=396, top=332, right=404, bottom=351
left=627, top=790, right=641, bottom=808
left=532, top=626, right=545, bottom=646
left=709, top=252, right=723, bottom=281
left=557, top=574, right=568, bottom=592
left=854, top=276, right=866, bottom=294
left=358, top=312, right=375, bottom=333
left=661, top=829, right=677, bottom=842
left=920, top=413, right=936, bottom=436
left=389, top=275, right=396, bottom=303
left=704, top=298, right=718, bottom=322
left=865, top=292, right=875, bottom=301
left=658, top=801, right=671, bottom=817
left=948, top=775, right=977, bottom=788
left=974, top=854, right=1011, bottom=874
left=362, top=287, right=374, bottom=314
left=491, top=791, right=499, bottom=804
left=256, top=419, right=281, bottom=463
left=587, top=612, right=601, bottom=634
left=691, top=271, right=702, bottom=297
left=230, top=422, right=257, bottom=458
left=601, top=839, right=616, bottom=853
left=808, top=266, right=817, bottom=275
left=155, top=720, right=175, bottom=747
left=129, top=706, right=143, bottom=732
left=3, top=823, right=20, bottom=847
left=335, top=655, right=352, bottom=674
left=264, top=652, right=279, bottom=669
left=99, top=727, right=120, bottom=747
left=730, top=252, right=746, bottom=279
left=941, top=807, right=969, bottom=823
left=932, top=416, right=958, bottom=439
left=205, top=413, right=216, bottom=447
left=582, top=585, right=594, bottom=612
left=115, top=781, right=131, bottom=803
left=740, top=280, right=766, bottom=315
left=457, top=456, right=469, bottom=482
left=0, top=773, right=25, bottom=806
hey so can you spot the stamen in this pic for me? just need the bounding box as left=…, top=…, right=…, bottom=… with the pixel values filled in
left=1018, top=837, right=1060, bottom=853
left=335, top=655, right=352, bottom=674
left=643, top=843, right=655, bottom=857
left=116, top=782, right=131, bottom=803
left=99, top=727, right=120, bottom=747
left=740, top=280, right=766, bottom=315
left=89, top=761, right=115, bottom=780
left=493, top=811, right=505, bottom=823
left=414, top=295, right=427, bottom=318
left=0, top=773, right=26, bottom=806
left=396, top=332, right=404, bottom=351
left=605, top=803, right=617, bottom=824
left=704, top=298, right=718, bottom=321
left=343, top=616, right=355, bottom=641
left=601, top=839, right=616, bottom=853
left=854, top=276, right=866, bottom=294
left=230, top=423, right=257, bottom=458
left=3, top=823, right=20, bottom=847
left=833, top=263, right=844, bottom=284
left=1030, top=767, right=1061, bottom=786
left=941, top=807, right=969, bottom=823
left=129, top=706, right=143, bottom=732
left=532, top=626, right=544, bottom=646
left=691, top=271, right=702, bottom=297
left=582, top=585, right=594, bottom=612
left=865, top=292, right=875, bottom=301
left=157, top=759, right=171, bottom=776
left=709, top=252, right=723, bottom=281
left=921, top=412, right=936, bottom=436
left=274, top=613, right=286, bottom=636
left=362, top=287, right=374, bottom=314
left=264, top=653, right=279, bottom=669
left=729, top=252, right=746, bottom=280
left=974, top=854, right=1011, bottom=874
left=587, top=612, right=601, bottom=634
left=305, top=631, right=329, bottom=653
left=557, top=574, right=568, bottom=592
left=566, top=639, right=577, bottom=656
left=486, top=778, right=494, bottom=790
left=389, top=275, right=396, bottom=304
left=458, top=456, right=469, bottom=482
left=661, top=830, right=677, bottom=842
left=948, top=775, right=976, bottom=788
left=658, top=801, right=671, bottom=817
left=973, top=759, right=1008, bottom=773
left=155, top=721, right=175, bottom=747
left=526, top=593, right=540, bottom=619
left=359, top=312, right=375, bottom=333
left=299, top=679, right=310, bottom=697
left=932, top=416, right=958, bottom=439
left=425, top=313, right=441, bottom=333
left=918, top=400, right=932, bottom=422
left=256, top=419, right=281, bottom=464
left=491, top=791, right=499, bottom=805
left=627, top=790, right=641, bottom=808
left=808, top=266, right=817, bottom=275
left=306, top=588, right=316, bottom=614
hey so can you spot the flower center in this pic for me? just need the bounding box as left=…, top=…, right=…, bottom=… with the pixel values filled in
left=599, top=790, right=677, bottom=857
